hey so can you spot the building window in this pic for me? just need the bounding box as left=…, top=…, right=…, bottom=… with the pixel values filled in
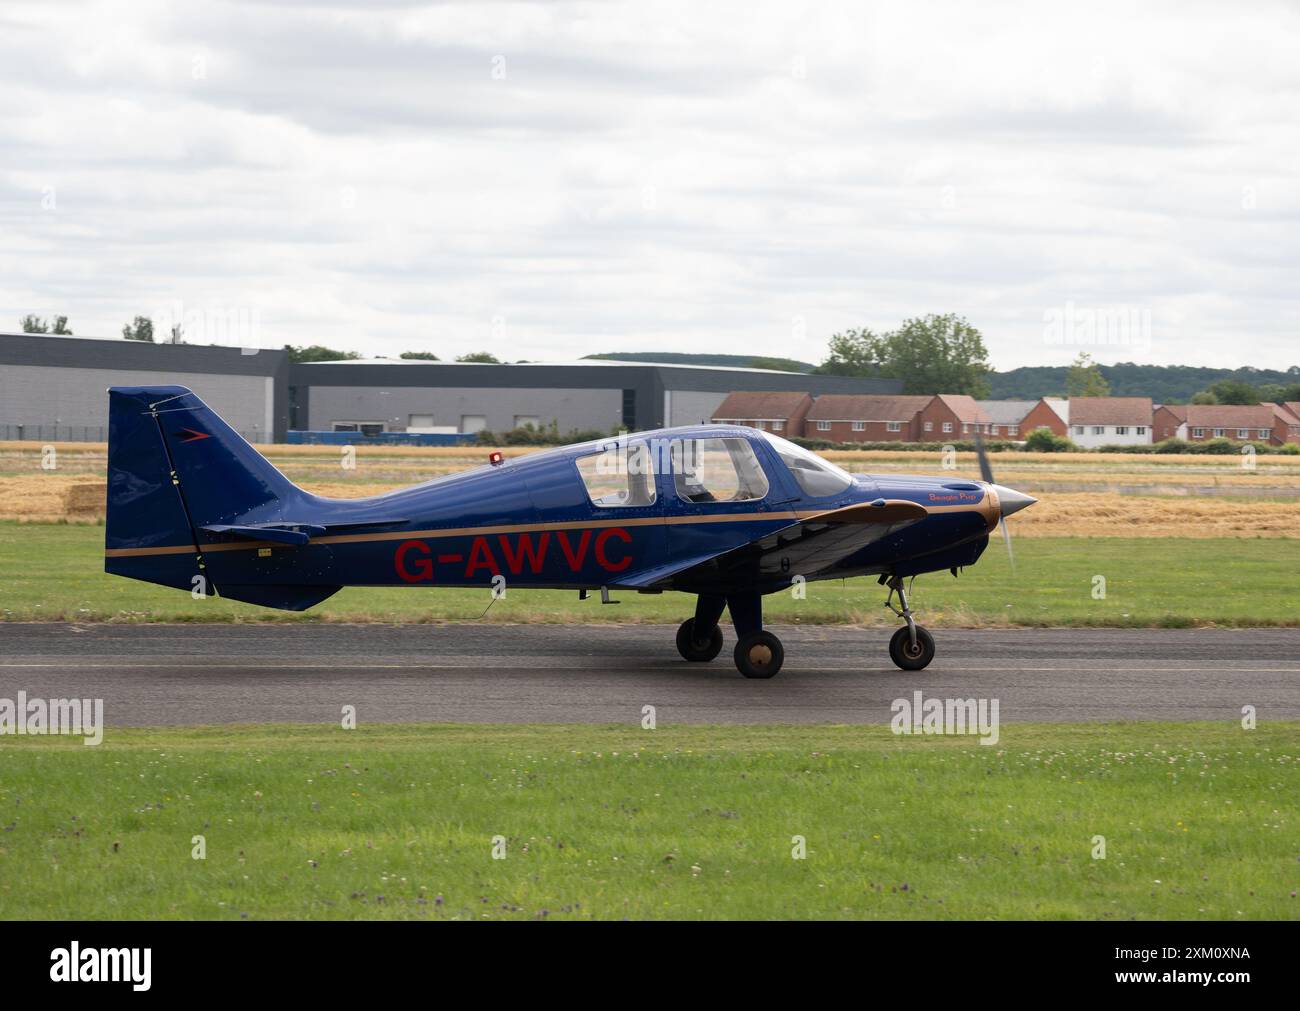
left=333, top=421, right=386, bottom=436
left=989, top=425, right=998, bottom=435
left=885, top=422, right=901, bottom=433
left=1115, top=426, right=1128, bottom=436
left=1213, top=428, right=1225, bottom=438
left=753, top=420, right=765, bottom=430
left=923, top=421, right=933, bottom=432
left=1192, top=428, right=1205, bottom=438
left=772, top=420, right=784, bottom=432
left=816, top=420, right=831, bottom=432
left=1008, top=425, right=1018, bottom=436
left=1073, top=426, right=1084, bottom=435
left=942, top=422, right=953, bottom=433
left=962, top=424, right=971, bottom=434
left=1259, top=429, right=1270, bottom=439
left=1237, top=428, right=1250, bottom=439
left=1092, top=426, right=1105, bottom=436
left=1136, top=426, right=1147, bottom=436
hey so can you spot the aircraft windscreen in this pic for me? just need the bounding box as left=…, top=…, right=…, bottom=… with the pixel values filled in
left=760, top=431, right=854, bottom=498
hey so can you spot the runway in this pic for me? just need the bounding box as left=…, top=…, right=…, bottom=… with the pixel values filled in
left=1, top=623, right=1298, bottom=725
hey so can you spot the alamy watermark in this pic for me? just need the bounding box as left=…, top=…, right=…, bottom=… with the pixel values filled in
left=0, top=693, right=103, bottom=745
left=890, top=691, right=999, bottom=745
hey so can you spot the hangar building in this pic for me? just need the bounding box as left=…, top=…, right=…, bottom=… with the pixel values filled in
left=1, top=333, right=901, bottom=442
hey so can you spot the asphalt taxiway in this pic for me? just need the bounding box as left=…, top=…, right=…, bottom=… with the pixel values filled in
left=2, top=623, right=1297, bottom=725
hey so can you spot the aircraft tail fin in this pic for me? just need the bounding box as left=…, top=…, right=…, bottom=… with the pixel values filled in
left=104, top=385, right=307, bottom=598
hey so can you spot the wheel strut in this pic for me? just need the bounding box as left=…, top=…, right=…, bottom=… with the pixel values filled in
left=884, top=574, right=917, bottom=649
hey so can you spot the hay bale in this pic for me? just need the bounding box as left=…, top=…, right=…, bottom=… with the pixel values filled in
left=64, top=481, right=106, bottom=519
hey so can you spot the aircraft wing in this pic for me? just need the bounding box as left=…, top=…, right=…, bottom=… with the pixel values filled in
left=622, top=499, right=928, bottom=589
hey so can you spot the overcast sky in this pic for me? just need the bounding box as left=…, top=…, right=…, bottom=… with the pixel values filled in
left=2, top=0, right=1297, bottom=370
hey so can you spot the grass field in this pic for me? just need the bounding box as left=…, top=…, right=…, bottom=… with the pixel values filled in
left=0, top=723, right=1294, bottom=920
left=1, top=521, right=1297, bottom=626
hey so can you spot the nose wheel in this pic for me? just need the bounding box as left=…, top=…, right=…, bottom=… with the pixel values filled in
left=884, top=575, right=935, bottom=671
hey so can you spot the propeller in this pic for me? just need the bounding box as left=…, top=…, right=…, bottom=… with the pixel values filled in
left=973, top=428, right=1036, bottom=572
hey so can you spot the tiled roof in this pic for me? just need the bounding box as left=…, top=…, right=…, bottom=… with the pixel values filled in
left=711, top=390, right=811, bottom=420
left=805, top=394, right=933, bottom=421
left=1068, top=397, right=1153, bottom=426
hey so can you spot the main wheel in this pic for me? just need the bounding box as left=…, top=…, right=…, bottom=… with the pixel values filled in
left=889, top=625, right=935, bottom=671
left=676, top=618, right=724, bottom=662
left=734, top=630, right=784, bottom=679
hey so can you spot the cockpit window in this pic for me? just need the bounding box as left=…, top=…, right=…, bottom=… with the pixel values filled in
left=670, top=437, right=769, bottom=504
left=575, top=441, right=657, bottom=508
left=761, top=432, right=854, bottom=497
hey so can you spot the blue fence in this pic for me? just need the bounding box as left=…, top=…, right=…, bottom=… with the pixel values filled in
left=287, top=430, right=476, bottom=447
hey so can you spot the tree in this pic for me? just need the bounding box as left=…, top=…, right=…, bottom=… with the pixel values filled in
left=1066, top=353, right=1109, bottom=397
left=456, top=351, right=500, bottom=363
left=399, top=351, right=440, bottom=360
left=815, top=315, right=992, bottom=396
left=812, top=328, right=885, bottom=377
left=1198, top=378, right=1260, bottom=405
left=20, top=314, right=48, bottom=333
left=52, top=315, right=72, bottom=335
left=123, top=316, right=154, bottom=342
left=282, top=344, right=361, bottom=363
left=1190, top=391, right=1217, bottom=405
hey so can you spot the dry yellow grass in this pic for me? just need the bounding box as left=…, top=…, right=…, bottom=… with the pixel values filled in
left=4, top=474, right=1296, bottom=537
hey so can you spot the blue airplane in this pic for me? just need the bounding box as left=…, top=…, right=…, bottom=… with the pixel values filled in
left=104, top=386, right=1036, bottom=677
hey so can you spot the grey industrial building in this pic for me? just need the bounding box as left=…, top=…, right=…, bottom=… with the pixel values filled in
left=1, top=333, right=901, bottom=442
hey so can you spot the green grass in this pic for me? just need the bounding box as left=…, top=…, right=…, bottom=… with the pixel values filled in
left=2, top=522, right=1298, bottom=626
left=0, top=723, right=1295, bottom=920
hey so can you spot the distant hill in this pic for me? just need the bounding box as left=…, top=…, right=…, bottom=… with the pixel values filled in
left=585, top=353, right=1300, bottom=401
left=583, top=352, right=814, bottom=373
left=990, top=363, right=1300, bottom=402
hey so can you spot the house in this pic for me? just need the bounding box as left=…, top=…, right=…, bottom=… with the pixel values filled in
left=1018, top=397, right=1069, bottom=438
left=710, top=390, right=813, bottom=437
left=916, top=394, right=992, bottom=441
left=1181, top=403, right=1300, bottom=446
left=1152, top=403, right=1187, bottom=442
left=803, top=394, right=933, bottom=442
left=1067, top=397, right=1154, bottom=448
left=975, top=400, right=1037, bottom=439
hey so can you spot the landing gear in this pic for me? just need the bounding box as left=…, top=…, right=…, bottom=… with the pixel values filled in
left=889, top=625, right=935, bottom=670
left=676, top=618, right=723, bottom=662
left=734, top=630, right=783, bottom=679
left=884, top=575, right=935, bottom=671
left=675, top=592, right=786, bottom=678
left=675, top=594, right=727, bottom=663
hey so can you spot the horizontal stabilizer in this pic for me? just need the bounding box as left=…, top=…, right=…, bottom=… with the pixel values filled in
left=201, top=523, right=324, bottom=545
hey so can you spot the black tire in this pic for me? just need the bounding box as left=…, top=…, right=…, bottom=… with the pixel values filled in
left=889, top=625, right=935, bottom=671
left=676, top=618, right=724, bottom=662
left=733, top=630, right=784, bottom=679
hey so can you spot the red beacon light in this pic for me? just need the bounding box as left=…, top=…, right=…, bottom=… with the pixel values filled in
left=488, top=451, right=504, bottom=467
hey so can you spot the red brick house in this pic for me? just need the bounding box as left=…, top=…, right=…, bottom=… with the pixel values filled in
left=916, top=394, right=992, bottom=441
left=711, top=390, right=813, bottom=437
left=1182, top=403, right=1300, bottom=446
left=803, top=395, right=933, bottom=442
left=1016, top=397, right=1069, bottom=438
left=1152, top=403, right=1187, bottom=442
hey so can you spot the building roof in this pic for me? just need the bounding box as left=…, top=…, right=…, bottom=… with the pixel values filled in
left=1068, top=396, right=1153, bottom=426
left=975, top=400, right=1037, bottom=425
left=1283, top=402, right=1300, bottom=423
left=1272, top=403, right=1300, bottom=426
left=1183, top=403, right=1284, bottom=429
left=1156, top=403, right=1189, bottom=421
left=1041, top=397, right=1069, bottom=424
left=805, top=394, right=933, bottom=422
left=932, top=394, right=991, bottom=424
left=711, top=390, right=811, bottom=420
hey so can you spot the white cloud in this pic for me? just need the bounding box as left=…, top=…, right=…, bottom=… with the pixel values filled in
left=1, top=0, right=1297, bottom=368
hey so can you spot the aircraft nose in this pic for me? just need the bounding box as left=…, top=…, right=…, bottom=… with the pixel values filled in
left=991, top=484, right=1037, bottom=517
